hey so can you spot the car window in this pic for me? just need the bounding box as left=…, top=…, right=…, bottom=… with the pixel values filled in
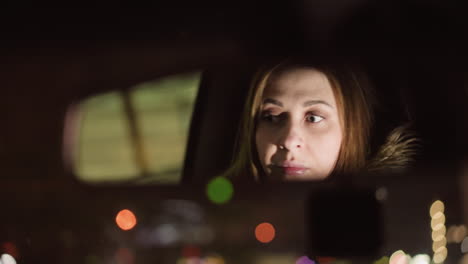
left=71, top=72, right=201, bottom=184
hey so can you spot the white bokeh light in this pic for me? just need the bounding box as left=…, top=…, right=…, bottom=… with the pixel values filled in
left=0, top=254, right=16, bottom=264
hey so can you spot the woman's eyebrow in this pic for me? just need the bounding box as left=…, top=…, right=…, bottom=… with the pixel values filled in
left=303, top=100, right=333, bottom=108
left=263, top=98, right=283, bottom=107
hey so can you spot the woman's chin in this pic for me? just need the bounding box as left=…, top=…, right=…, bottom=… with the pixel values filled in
left=284, top=172, right=327, bottom=181
left=266, top=169, right=329, bottom=181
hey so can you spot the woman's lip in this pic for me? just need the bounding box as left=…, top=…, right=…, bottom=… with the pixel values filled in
left=272, top=165, right=309, bottom=176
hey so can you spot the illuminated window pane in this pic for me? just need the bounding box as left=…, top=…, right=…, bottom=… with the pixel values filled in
left=74, top=72, right=200, bottom=184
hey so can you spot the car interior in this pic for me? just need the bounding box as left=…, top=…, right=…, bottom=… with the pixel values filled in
left=1, top=2, right=468, bottom=264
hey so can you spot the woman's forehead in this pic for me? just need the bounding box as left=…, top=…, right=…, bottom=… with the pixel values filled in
left=264, top=67, right=334, bottom=99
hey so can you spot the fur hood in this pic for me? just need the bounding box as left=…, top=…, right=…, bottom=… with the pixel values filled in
left=366, top=124, right=420, bottom=172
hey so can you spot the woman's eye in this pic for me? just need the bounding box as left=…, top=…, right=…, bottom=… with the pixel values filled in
left=260, top=112, right=283, bottom=123
left=305, top=114, right=324, bottom=123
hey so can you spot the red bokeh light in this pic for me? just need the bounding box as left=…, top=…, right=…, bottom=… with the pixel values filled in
left=255, top=222, right=276, bottom=243
left=116, top=209, right=137, bottom=231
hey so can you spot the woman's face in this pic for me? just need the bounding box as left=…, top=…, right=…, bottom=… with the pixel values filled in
left=255, top=67, right=343, bottom=180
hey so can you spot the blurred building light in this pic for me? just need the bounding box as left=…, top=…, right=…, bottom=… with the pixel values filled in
left=433, top=247, right=447, bottom=264
left=430, top=200, right=445, bottom=217
left=390, top=250, right=410, bottom=264
left=432, top=238, right=447, bottom=252
left=162, top=200, right=204, bottom=222
left=374, top=256, right=390, bottom=264
left=296, top=255, right=315, bottom=264
left=114, top=248, right=134, bottom=264
left=0, top=243, right=18, bottom=259
left=182, top=245, right=201, bottom=258
left=431, top=215, right=446, bottom=230
left=432, top=226, right=446, bottom=241
left=255, top=222, right=276, bottom=243
left=85, top=254, right=100, bottom=264
left=460, top=253, right=468, bottom=264
left=153, top=224, right=180, bottom=245
left=453, top=225, right=467, bottom=243
left=0, top=254, right=16, bottom=264
left=177, top=257, right=202, bottom=264
left=430, top=200, right=447, bottom=263
left=116, top=209, right=137, bottom=231
left=192, top=226, right=215, bottom=245
left=446, top=225, right=456, bottom=243
left=375, top=187, right=388, bottom=201
left=206, top=177, right=233, bottom=205
left=203, top=254, right=226, bottom=264
left=433, top=253, right=446, bottom=264
left=461, top=237, right=468, bottom=253
left=409, top=254, right=430, bottom=264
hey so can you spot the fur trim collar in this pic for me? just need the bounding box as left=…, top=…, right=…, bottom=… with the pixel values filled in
left=367, top=124, right=420, bottom=172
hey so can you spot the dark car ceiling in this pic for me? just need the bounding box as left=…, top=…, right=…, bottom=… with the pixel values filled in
left=0, top=2, right=467, bottom=181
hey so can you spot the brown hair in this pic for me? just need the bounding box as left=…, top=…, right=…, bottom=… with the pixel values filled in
left=223, top=61, right=374, bottom=181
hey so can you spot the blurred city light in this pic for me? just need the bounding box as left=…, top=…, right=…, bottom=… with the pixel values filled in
left=461, top=237, right=468, bottom=253
left=182, top=245, right=201, bottom=258
left=116, top=209, right=137, bottom=231
left=460, top=253, right=468, bottom=264
left=206, top=177, right=233, bottom=204
left=0, top=254, right=16, bottom=264
left=85, top=254, right=100, bottom=264
left=430, top=200, right=444, bottom=217
left=316, top=257, right=336, bottom=264
left=375, top=187, right=388, bottom=201
left=447, top=225, right=467, bottom=243
left=152, top=223, right=180, bottom=245
left=296, top=255, right=315, bottom=264
left=114, top=248, right=134, bottom=264
left=410, top=254, right=430, bottom=264
left=255, top=222, right=276, bottom=243
left=177, top=257, right=202, bottom=264
left=203, top=254, right=226, bottom=264
left=374, top=256, right=390, bottom=264
left=433, top=247, right=447, bottom=264
left=431, top=226, right=446, bottom=241
left=430, top=200, right=447, bottom=263
left=0, top=243, right=18, bottom=259
left=453, top=225, right=466, bottom=243
left=432, top=238, right=447, bottom=251
left=390, top=250, right=410, bottom=264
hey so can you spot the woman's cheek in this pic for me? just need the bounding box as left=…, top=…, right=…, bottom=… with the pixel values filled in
left=256, top=129, right=277, bottom=166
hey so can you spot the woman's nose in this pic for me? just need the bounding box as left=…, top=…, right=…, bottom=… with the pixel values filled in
left=278, top=122, right=303, bottom=150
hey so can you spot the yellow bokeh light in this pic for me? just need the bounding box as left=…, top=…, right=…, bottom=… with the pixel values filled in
left=431, top=215, right=446, bottom=230
left=432, top=239, right=447, bottom=252
left=432, top=234, right=445, bottom=242
left=433, top=249, right=447, bottom=264
left=433, top=255, right=445, bottom=264
left=432, top=226, right=446, bottom=241
left=203, top=256, right=226, bottom=264
left=432, top=211, right=444, bottom=220
left=430, top=200, right=445, bottom=217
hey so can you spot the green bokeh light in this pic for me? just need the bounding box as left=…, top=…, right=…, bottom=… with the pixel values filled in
left=206, top=177, right=234, bottom=204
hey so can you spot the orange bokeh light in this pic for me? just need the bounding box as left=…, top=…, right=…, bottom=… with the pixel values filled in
left=255, top=222, right=276, bottom=243
left=116, top=209, right=137, bottom=231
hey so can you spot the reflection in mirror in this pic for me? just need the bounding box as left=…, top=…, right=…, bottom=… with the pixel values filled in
left=221, top=60, right=419, bottom=182
left=72, top=72, right=200, bottom=184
